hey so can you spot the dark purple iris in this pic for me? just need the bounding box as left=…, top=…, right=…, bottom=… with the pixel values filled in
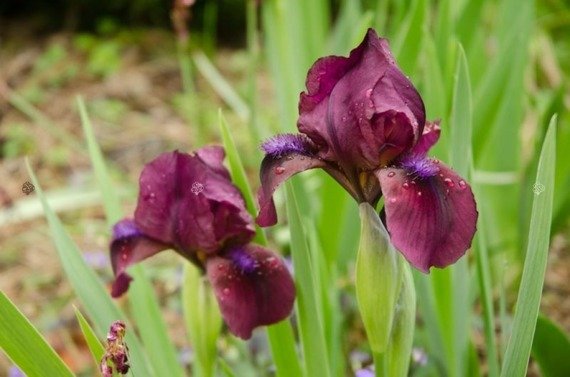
left=109, top=147, right=295, bottom=339
left=256, top=29, right=477, bottom=272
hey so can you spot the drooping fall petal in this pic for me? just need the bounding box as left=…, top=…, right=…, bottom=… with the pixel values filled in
left=257, top=134, right=327, bottom=226
left=206, top=244, right=295, bottom=339
left=377, top=162, right=477, bottom=272
left=109, top=219, right=168, bottom=297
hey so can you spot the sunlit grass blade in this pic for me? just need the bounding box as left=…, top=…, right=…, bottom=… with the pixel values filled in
left=26, top=160, right=153, bottom=377
left=286, top=182, right=331, bottom=377
left=74, top=306, right=105, bottom=367
left=78, top=96, right=185, bottom=377
left=219, top=110, right=301, bottom=376
left=500, top=115, right=557, bottom=377
left=0, top=291, right=74, bottom=377
left=193, top=51, right=250, bottom=121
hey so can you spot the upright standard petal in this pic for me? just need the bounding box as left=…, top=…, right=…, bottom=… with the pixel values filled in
left=134, top=149, right=254, bottom=255
left=110, top=219, right=168, bottom=297
left=206, top=244, right=295, bottom=339
left=377, top=162, right=477, bottom=272
left=298, top=29, right=425, bottom=170
left=408, top=121, right=441, bottom=157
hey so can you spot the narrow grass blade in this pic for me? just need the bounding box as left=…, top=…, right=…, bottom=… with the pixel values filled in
left=78, top=96, right=185, bottom=377
left=474, top=220, right=500, bottom=377
left=183, top=263, right=221, bottom=377
left=0, top=292, right=74, bottom=377
left=500, top=115, right=557, bottom=377
left=218, top=110, right=266, bottom=245
left=193, top=52, right=250, bottom=121
left=26, top=160, right=153, bottom=376
left=219, top=111, right=301, bottom=376
left=285, top=182, right=331, bottom=377
left=391, top=0, right=426, bottom=74
left=77, top=96, right=122, bottom=223
left=73, top=306, right=105, bottom=366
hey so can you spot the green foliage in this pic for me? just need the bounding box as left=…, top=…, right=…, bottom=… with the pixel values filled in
left=0, top=292, right=74, bottom=377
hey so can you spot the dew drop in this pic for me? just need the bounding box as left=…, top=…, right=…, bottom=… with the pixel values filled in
left=402, top=182, right=410, bottom=189
left=223, top=288, right=230, bottom=295
left=417, top=191, right=422, bottom=197
left=433, top=159, right=440, bottom=164
left=443, top=178, right=455, bottom=188
left=411, top=180, right=417, bottom=185
left=275, top=166, right=285, bottom=175
left=388, top=171, right=396, bottom=177
left=121, top=252, right=128, bottom=261
left=458, top=180, right=467, bottom=189
left=389, top=197, right=397, bottom=203
left=366, top=88, right=373, bottom=98
left=217, top=264, right=224, bottom=270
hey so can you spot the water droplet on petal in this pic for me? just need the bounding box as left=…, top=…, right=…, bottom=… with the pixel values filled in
left=417, top=191, right=422, bottom=197
left=217, top=264, right=224, bottom=270
left=121, top=252, right=128, bottom=261
left=388, top=171, right=396, bottom=178
left=275, top=166, right=285, bottom=175
left=366, top=88, right=373, bottom=98
left=458, top=180, right=467, bottom=189
left=444, top=178, right=455, bottom=188
left=389, top=197, right=397, bottom=203
left=402, top=182, right=410, bottom=189
left=411, top=181, right=417, bottom=185
left=433, top=159, right=440, bottom=164
left=223, top=288, right=230, bottom=295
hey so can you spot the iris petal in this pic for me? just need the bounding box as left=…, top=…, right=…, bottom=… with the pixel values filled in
left=206, top=245, right=295, bottom=339
left=257, top=151, right=326, bottom=226
left=408, top=121, right=441, bottom=157
left=134, top=150, right=254, bottom=255
left=110, top=219, right=168, bottom=297
left=376, top=163, right=477, bottom=272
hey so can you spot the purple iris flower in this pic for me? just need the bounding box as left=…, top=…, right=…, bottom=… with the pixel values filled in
left=110, top=147, right=295, bottom=339
left=257, top=29, right=477, bottom=272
